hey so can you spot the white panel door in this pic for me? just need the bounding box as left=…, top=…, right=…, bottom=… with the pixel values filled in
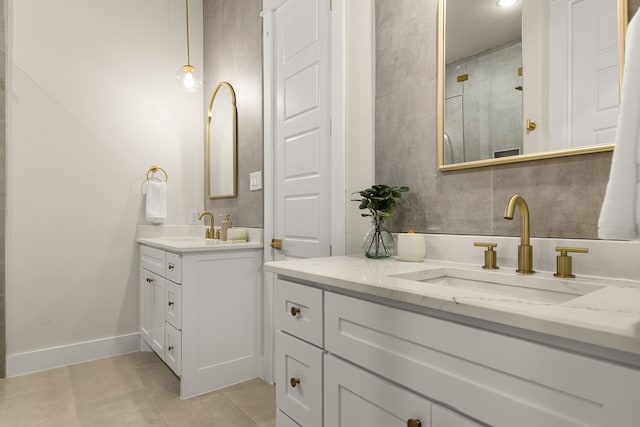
left=570, top=0, right=618, bottom=146
left=548, top=0, right=618, bottom=148
left=273, top=0, right=331, bottom=259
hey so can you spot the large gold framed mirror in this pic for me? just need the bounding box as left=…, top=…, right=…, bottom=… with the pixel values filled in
left=207, top=81, right=237, bottom=198
left=437, top=0, right=628, bottom=171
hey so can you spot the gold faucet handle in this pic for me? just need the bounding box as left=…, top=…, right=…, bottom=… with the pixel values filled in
left=473, top=242, right=497, bottom=249
left=555, top=246, right=589, bottom=256
left=473, top=242, right=499, bottom=269
left=554, top=246, right=589, bottom=278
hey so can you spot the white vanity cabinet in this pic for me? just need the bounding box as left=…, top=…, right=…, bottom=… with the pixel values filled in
left=139, top=244, right=262, bottom=399
left=274, top=277, right=640, bottom=427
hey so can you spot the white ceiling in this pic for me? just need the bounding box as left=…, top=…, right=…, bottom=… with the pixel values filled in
left=445, top=0, right=522, bottom=63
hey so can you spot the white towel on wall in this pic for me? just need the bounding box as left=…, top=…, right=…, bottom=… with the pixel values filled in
left=598, top=12, right=640, bottom=240
left=146, top=180, right=167, bottom=224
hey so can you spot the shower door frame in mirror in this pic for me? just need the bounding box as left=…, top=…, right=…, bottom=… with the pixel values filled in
left=207, top=81, right=237, bottom=199
left=437, top=0, right=628, bottom=171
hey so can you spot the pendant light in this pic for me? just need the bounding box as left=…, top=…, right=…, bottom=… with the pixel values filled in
left=175, top=0, right=202, bottom=92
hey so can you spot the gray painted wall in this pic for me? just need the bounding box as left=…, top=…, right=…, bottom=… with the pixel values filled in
left=376, top=0, right=636, bottom=239
left=203, top=0, right=263, bottom=227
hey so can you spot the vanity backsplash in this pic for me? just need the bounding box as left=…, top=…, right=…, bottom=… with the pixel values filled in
left=418, top=234, right=640, bottom=282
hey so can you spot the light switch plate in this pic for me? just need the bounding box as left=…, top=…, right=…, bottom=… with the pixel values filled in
left=250, top=171, right=262, bottom=191
left=189, top=210, right=199, bottom=224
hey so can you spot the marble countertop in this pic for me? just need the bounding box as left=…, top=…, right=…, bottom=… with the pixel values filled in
left=137, top=225, right=263, bottom=253
left=264, top=255, right=640, bottom=357
left=137, top=236, right=262, bottom=253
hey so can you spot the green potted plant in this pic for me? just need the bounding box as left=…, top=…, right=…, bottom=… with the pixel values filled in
left=352, top=184, right=409, bottom=258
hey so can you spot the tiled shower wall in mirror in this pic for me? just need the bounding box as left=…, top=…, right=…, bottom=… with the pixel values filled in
left=1, top=0, right=6, bottom=378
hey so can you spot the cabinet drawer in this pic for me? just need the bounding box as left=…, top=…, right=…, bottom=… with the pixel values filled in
left=165, top=281, right=182, bottom=330
left=275, top=279, right=323, bottom=347
left=324, top=354, right=431, bottom=427
left=432, top=405, right=482, bottom=427
left=165, top=323, right=182, bottom=376
left=141, top=245, right=165, bottom=276
left=165, top=252, right=181, bottom=284
left=275, top=331, right=323, bottom=427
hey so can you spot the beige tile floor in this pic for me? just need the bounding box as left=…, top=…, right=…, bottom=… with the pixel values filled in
left=0, top=351, right=276, bottom=427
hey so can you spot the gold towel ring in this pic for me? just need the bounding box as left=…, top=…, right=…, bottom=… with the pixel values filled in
left=146, top=165, right=168, bottom=182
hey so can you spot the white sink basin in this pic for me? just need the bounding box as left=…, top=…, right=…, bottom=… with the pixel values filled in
left=389, top=267, right=604, bottom=304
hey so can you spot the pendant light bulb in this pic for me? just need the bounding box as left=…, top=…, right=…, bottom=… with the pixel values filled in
left=176, top=0, right=202, bottom=92
left=176, top=64, right=202, bottom=93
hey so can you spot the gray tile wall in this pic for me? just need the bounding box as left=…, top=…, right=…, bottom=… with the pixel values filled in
left=375, top=0, right=635, bottom=239
left=1, top=0, right=5, bottom=378
left=202, top=0, right=263, bottom=227
left=631, top=0, right=640, bottom=18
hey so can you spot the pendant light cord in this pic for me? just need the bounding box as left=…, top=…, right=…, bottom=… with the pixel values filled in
left=185, top=0, right=191, bottom=66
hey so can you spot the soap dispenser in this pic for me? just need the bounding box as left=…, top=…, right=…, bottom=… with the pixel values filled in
left=219, top=214, right=232, bottom=241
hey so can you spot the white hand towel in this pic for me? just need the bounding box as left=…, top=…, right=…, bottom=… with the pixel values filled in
left=598, top=12, right=640, bottom=240
left=146, top=180, right=167, bottom=224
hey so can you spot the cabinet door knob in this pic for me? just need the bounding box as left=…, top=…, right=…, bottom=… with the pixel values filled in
left=168, top=345, right=174, bottom=352
left=407, top=419, right=422, bottom=427
left=290, top=306, right=301, bottom=317
left=146, top=277, right=153, bottom=283
left=168, top=263, right=175, bottom=271
left=168, top=301, right=174, bottom=307
left=290, top=377, right=300, bottom=388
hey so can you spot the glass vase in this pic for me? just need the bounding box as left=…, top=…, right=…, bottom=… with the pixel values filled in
left=362, top=218, right=394, bottom=259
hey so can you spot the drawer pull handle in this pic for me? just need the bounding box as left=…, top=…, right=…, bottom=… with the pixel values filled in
left=290, top=306, right=301, bottom=317
left=407, top=419, right=422, bottom=427
left=168, top=345, right=174, bottom=352
left=290, top=377, right=300, bottom=388
left=168, top=301, right=174, bottom=307
left=168, top=263, right=175, bottom=271
left=146, top=277, right=153, bottom=283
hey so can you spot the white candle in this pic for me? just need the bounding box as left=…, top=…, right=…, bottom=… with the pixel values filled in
left=397, top=232, right=426, bottom=262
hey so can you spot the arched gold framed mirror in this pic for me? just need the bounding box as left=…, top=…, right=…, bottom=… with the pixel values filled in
left=437, top=0, right=628, bottom=171
left=207, top=81, right=237, bottom=198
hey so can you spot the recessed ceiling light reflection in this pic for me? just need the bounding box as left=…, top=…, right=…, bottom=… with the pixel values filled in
left=496, top=0, right=519, bottom=7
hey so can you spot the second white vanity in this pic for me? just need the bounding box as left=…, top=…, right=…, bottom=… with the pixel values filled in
left=138, top=227, right=263, bottom=399
left=265, top=236, right=640, bottom=427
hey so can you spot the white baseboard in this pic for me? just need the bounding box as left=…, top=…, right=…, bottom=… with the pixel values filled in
left=6, top=333, right=143, bottom=377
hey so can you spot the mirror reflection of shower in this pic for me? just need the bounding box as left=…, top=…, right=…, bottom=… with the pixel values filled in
left=443, top=132, right=456, bottom=163
left=444, top=41, right=523, bottom=164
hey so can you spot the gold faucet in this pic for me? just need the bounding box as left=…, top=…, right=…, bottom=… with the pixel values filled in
left=504, top=194, right=534, bottom=274
left=198, top=211, right=215, bottom=239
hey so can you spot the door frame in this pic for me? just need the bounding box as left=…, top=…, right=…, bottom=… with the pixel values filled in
left=260, top=0, right=345, bottom=383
